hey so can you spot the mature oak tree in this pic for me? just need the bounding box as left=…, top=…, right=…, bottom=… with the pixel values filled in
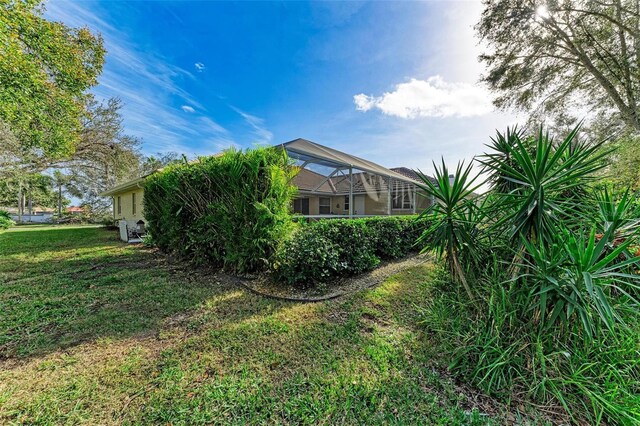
left=0, top=0, right=105, bottom=162
left=0, top=2, right=179, bottom=215
left=477, top=0, right=640, bottom=132
left=57, top=97, right=143, bottom=213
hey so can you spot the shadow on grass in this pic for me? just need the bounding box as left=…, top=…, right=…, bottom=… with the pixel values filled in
left=0, top=227, right=284, bottom=360
left=117, top=265, right=498, bottom=424
left=1, top=247, right=510, bottom=425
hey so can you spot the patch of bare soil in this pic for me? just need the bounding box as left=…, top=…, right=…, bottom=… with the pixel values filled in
left=229, top=254, right=432, bottom=302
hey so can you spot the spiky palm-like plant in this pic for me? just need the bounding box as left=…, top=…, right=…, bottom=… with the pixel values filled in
left=480, top=126, right=528, bottom=195
left=415, top=160, right=481, bottom=301
left=522, top=226, right=640, bottom=341
left=594, top=187, right=640, bottom=245
left=478, top=125, right=610, bottom=248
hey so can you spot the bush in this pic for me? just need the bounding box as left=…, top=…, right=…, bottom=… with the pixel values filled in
left=0, top=210, right=14, bottom=230
left=418, top=125, right=640, bottom=424
left=366, top=216, right=425, bottom=259
left=141, top=232, right=155, bottom=247
left=423, top=269, right=640, bottom=424
left=99, top=215, right=118, bottom=230
left=143, top=147, right=296, bottom=273
left=274, top=216, right=425, bottom=286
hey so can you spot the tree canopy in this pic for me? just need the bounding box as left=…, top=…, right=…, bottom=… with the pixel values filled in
left=0, top=0, right=105, bottom=163
left=477, top=0, right=640, bottom=132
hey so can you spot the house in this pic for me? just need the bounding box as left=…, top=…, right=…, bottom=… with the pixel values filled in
left=281, top=139, right=433, bottom=217
left=100, top=177, right=146, bottom=241
left=2, top=206, right=55, bottom=223
left=100, top=139, right=433, bottom=241
left=66, top=206, right=85, bottom=214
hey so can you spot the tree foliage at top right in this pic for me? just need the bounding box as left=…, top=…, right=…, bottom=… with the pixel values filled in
left=477, top=0, right=640, bottom=132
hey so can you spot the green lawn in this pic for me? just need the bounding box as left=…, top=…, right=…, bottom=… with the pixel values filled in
left=0, top=226, right=502, bottom=425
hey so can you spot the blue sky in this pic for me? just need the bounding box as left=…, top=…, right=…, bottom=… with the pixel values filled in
left=46, top=0, right=517, bottom=176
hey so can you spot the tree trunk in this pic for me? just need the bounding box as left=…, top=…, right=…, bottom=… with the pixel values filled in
left=58, top=184, right=62, bottom=217
left=451, top=250, right=474, bottom=302
left=547, top=18, right=640, bottom=131
left=17, top=184, right=22, bottom=223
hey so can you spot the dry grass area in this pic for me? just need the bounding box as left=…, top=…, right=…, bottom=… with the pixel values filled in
left=0, top=225, right=514, bottom=425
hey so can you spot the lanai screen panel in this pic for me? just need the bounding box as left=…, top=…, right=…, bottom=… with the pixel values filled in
left=282, top=138, right=417, bottom=184
left=281, top=138, right=421, bottom=217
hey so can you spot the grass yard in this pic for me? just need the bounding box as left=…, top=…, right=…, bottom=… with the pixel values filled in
left=1, top=226, right=505, bottom=425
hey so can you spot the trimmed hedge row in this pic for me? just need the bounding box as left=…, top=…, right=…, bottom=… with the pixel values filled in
left=143, top=147, right=296, bottom=273
left=273, top=216, right=426, bottom=286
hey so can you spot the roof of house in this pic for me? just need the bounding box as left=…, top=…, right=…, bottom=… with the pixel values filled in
left=101, top=139, right=433, bottom=197
left=293, top=167, right=421, bottom=195
left=281, top=138, right=418, bottom=185
left=292, top=167, right=335, bottom=193
left=390, top=167, right=436, bottom=184
left=67, top=206, right=84, bottom=213
left=99, top=176, right=146, bottom=197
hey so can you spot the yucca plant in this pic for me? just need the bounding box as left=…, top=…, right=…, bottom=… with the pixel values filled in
left=478, top=125, right=610, bottom=249
left=522, top=226, right=640, bottom=341
left=480, top=126, right=529, bottom=194
left=594, top=187, right=640, bottom=245
left=416, top=160, right=482, bottom=301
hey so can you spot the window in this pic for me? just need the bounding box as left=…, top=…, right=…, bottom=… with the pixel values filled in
left=117, top=196, right=121, bottom=215
left=293, top=198, right=309, bottom=215
left=132, top=192, right=136, bottom=215
left=392, top=188, right=413, bottom=209
left=319, top=197, right=331, bottom=214
left=343, top=195, right=350, bottom=211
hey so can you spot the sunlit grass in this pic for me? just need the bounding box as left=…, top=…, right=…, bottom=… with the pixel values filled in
left=0, top=226, right=501, bottom=424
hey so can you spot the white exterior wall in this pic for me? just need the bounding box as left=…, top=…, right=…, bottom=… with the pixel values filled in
left=10, top=213, right=54, bottom=223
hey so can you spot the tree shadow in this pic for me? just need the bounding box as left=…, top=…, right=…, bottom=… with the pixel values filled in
left=0, top=227, right=285, bottom=361
left=118, top=264, right=507, bottom=424
left=1, top=249, right=515, bottom=424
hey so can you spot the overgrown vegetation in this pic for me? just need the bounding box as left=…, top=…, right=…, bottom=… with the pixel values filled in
left=144, top=147, right=296, bottom=273
left=0, top=0, right=105, bottom=164
left=417, top=125, right=640, bottom=424
left=0, top=225, right=504, bottom=424
left=274, top=216, right=425, bottom=286
left=0, top=210, right=14, bottom=230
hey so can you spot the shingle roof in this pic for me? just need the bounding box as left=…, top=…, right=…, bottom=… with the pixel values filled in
left=390, top=167, right=436, bottom=184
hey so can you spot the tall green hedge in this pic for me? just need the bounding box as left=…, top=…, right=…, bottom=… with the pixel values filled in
left=273, top=216, right=426, bottom=286
left=143, top=147, right=296, bottom=272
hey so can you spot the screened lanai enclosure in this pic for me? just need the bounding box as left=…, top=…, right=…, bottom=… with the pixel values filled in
left=280, top=138, right=433, bottom=219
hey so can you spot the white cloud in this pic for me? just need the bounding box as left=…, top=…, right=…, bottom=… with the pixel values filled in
left=354, top=76, right=493, bottom=119
left=199, top=116, right=228, bottom=135
left=230, top=107, right=273, bottom=144
left=44, top=3, right=230, bottom=157
left=195, top=62, right=206, bottom=72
